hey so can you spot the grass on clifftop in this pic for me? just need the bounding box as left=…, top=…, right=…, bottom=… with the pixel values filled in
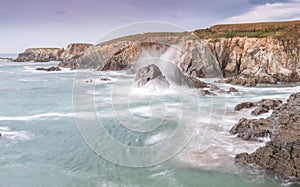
left=194, top=20, right=300, bottom=40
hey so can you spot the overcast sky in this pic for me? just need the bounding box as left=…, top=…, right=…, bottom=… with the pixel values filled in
left=0, top=0, right=300, bottom=53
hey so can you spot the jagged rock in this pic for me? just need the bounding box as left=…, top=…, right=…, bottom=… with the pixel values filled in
left=58, top=43, right=93, bottom=69
left=236, top=140, right=300, bottom=180
left=230, top=118, right=273, bottom=141
left=251, top=106, right=269, bottom=116
left=234, top=99, right=282, bottom=112
left=234, top=92, right=300, bottom=179
left=14, top=48, right=64, bottom=62
left=134, top=64, right=170, bottom=88
left=234, top=102, right=256, bottom=111
left=35, top=66, right=61, bottom=72
left=190, top=77, right=208, bottom=89
left=225, top=76, right=257, bottom=87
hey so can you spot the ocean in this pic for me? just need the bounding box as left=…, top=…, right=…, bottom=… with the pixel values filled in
left=0, top=57, right=299, bottom=187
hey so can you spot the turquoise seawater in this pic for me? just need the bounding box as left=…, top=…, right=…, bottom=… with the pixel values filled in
left=0, top=59, right=299, bottom=187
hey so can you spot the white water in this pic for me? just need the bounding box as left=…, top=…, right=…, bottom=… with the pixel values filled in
left=1, top=59, right=299, bottom=186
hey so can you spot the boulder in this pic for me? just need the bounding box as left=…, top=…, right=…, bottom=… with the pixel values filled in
left=134, top=64, right=170, bottom=88
left=230, top=118, right=272, bottom=141
left=234, top=102, right=257, bottom=111
left=251, top=106, right=269, bottom=116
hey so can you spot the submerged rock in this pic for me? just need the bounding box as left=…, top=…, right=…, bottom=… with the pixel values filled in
left=134, top=64, right=170, bottom=88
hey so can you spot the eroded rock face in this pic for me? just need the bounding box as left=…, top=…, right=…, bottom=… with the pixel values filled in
left=233, top=92, right=300, bottom=179
left=66, top=33, right=300, bottom=85
left=212, top=37, right=300, bottom=84
left=230, top=118, right=273, bottom=141
left=134, top=64, right=170, bottom=88
left=236, top=140, right=300, bottom=180
left=14, top=48, right=64, bottom=62
left=72, top=33, right=223, bottom=78
left=234, top=99, right=282, bottom=114
left=58, top=43, right=93, bottom=69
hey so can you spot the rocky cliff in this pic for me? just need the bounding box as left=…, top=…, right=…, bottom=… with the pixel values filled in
left=14, top=48, right=64, bottom=62
left=61, top=20, right=300, bottom=84
left=14, top=43, right=93, bottom=64
left=58, top=43, right=93, bottom=69
left=13, top=20, right=300, bottom=84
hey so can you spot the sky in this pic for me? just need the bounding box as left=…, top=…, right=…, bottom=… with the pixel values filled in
left=0, top=0, right=300, bottom=53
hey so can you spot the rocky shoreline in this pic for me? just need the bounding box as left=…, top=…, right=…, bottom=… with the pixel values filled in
left=232, top=92, right=300, bottom=181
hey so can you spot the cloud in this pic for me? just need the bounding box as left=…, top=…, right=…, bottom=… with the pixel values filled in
left=248, top=0, right=291, bottom=4
left=222, top=0, right=300, bottom=23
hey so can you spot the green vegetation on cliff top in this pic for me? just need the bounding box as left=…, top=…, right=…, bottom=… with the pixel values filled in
left=194, top=20, right=300, bottom=40
left=96, top=20, right=300, bottom=47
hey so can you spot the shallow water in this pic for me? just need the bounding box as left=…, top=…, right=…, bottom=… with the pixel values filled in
left=0, top=59, right=300, bottom=187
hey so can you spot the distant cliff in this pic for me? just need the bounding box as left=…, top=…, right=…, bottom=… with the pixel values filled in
left=14, top=48, right=64, bottom=62
left=64, top=20, right=300, bottom=84
left=14, top=20, right=300, bottom=84
left=13, top=43, right=93, bottom=64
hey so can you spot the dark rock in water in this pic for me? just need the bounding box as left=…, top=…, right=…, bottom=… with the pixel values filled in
left=230, top=118, right=272, bottom=141
left=234, top=99, right=282, bottom=112
left=36, top=66, right=61, bottom=72
left=234, top=102, right=256, bottom=111
left=0, top=57, right=13, bottom=61
left=236, top=140, right=300, bottom=180
left=99, top=77, right=111, bottom=81
left=226, top=87, right=238, bottom=93
left=251, top=106, right=269, bottom=116
left=225, top=76, right=257, bottom=87
left=200, top=89, right=216, bottom=96
left=233, top=92, right=300, bottom=179
left=190, top=77, right=208, bottom=89
left=134, top=64, right=170, bottom=88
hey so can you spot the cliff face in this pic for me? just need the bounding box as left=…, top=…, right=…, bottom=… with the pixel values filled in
left=14, top=21, right=300, bottom=84
left=211, top=37, right=300, bottom=84
left=14, top=48, right=64, bottom=62
left=72, top=33, right=222, bottom=78
left=67, top=32, right=300, bottom=83
left=58, top=43, right=93, bottom=69
left=14, top=43, right=93, bottom=65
